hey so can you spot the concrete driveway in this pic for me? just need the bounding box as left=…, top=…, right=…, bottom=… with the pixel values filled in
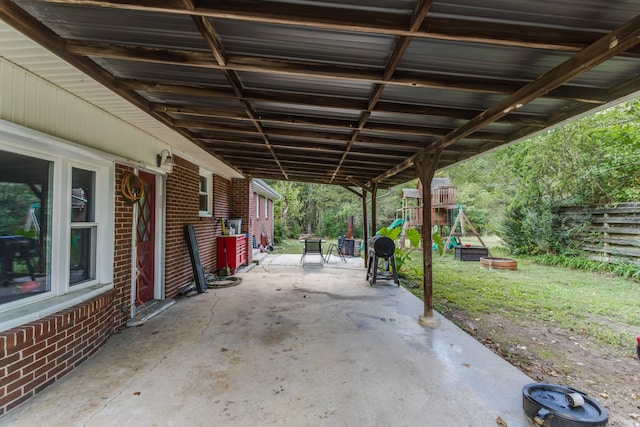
left=1, top=254, right=535, bottom=426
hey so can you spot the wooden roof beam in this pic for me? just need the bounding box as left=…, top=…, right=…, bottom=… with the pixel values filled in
left=372, top=13, right=640, bottom=185
left=39, top=0, right=640, bottom=57
left=140, top=85, right=548, bottom=127
left=67, top=40, right=610, bottom=103
left=330, top=0, right=434, bottom=182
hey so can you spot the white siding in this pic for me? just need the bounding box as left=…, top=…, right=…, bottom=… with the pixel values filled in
left=0, top=21, right=242, bottom=178
left=0, top=57, right=160, bottom=164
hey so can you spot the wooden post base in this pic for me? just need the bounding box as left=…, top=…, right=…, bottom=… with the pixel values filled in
left=418, top=315, right=440, bottom=328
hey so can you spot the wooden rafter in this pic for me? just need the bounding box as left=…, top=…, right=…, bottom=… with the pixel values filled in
left=372, top=13, right=640, bottom=186
left=66, top=40, right=610, bottom=103
left=36, top=0, right=640, bottom=58
left=330, top=0, right=434, bottom=182
left=1, top=0, right=638, bottom=188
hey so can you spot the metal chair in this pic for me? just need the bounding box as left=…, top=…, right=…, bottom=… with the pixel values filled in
left=324, top=236, right=346, bottom=263
left=300, top=239, right=324, bottom=266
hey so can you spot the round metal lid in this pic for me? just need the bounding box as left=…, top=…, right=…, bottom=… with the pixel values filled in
left=522, top=383, right=608, bottom=427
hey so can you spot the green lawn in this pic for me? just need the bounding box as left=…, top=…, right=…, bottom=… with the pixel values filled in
left=272, top=238, right=339, bottom=254
left=403, top=243, right=640, bottom=350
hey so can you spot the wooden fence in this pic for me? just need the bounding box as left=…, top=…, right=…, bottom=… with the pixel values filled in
left=557, top=202, right=640, bottom=266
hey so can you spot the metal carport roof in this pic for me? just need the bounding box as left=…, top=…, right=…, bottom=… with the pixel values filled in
left=1, top=0, right=639, bottom=188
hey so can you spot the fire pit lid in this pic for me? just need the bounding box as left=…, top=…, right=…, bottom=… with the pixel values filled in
left=522, top=383, right=608, bottom=427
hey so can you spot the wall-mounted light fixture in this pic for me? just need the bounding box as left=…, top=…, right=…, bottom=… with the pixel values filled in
left=156, top=149, right=175, bottom=168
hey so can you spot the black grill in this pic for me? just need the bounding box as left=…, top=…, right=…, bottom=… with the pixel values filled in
left=368, top=236, right=395, bottom=258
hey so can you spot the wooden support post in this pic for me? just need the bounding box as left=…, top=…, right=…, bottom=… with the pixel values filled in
left=371, top=183, right=378, bottom=235
left=416, top=148, right=442, bottom=327
left=361, top=188, right=369, bottom=268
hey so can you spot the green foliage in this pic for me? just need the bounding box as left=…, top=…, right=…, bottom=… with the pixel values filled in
left=268, top=180, right=403, bottom=239
left=431, top=225, right=444, bottom=256
left=405, top=227, right=421, bottom=248
left=498, top=202, right=581, bottom=255
left=269, top=181, right=353, bottom=238
left=376, top=225, right=436, bottom=274
left=0, top=183, right=40, bottom=235
left=446, top=98, right=640, bottom=256
left=533, top=253, right=640, bottom=282
left=377, top=224, right=400, bottom=240
left=402, top=251, right=640, bottom=351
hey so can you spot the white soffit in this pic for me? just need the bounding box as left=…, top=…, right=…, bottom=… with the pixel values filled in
left=0, top=21, right=242, bottom=179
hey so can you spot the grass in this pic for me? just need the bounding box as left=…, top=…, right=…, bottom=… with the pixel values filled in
left=272, top=238, right=305, bottom=254
left=271, top=238, right=339, bottom=254
left=402, top=241, right=640, bottom=351
left=273, top=237, right=640, bottom=350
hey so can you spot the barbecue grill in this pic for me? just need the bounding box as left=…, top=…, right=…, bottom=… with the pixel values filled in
left=366, top=236, right=399, bottom=286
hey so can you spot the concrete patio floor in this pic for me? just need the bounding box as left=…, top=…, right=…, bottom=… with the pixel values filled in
left=1, top=254, right=536, bottom=426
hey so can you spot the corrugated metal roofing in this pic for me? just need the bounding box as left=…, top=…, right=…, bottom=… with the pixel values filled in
left=1, top=0, right=639, bottom=188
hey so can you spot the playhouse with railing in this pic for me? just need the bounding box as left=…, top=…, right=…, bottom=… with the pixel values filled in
left=398, top=178, right=458, bottom=232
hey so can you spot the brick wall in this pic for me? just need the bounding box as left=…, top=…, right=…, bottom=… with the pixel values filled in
left=230, top=178, right=253, bottom=264
left=165, top=156, right=200, bottom=297
left=164, top=157, right=236, bottom=296
left=254, top=196, right=275, bottom=248
left=112, top=164, right=135, bottom=328
left=213, top=175, right=230, bottom=220
left=0, top=163, right=137, bottom=416
left=0, top=292, right=115, bottom=415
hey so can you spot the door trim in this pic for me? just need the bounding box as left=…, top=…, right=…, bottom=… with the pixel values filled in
left=129, top=170, right=166, bottom=316
left=154, top=173, right=166, bottom=300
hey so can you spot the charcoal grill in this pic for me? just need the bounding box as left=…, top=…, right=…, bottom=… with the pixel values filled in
left=366, top=236, right=399, bottom=286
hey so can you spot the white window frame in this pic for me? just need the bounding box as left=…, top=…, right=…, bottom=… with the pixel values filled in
left=0, top=122, right=114, bottom=332
left=68, top=164, right=100, bottom=288
left=198, top=170, right=212, bottom=217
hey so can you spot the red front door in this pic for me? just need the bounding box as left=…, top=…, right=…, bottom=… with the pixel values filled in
left=136, top=171, right=156, bottom=304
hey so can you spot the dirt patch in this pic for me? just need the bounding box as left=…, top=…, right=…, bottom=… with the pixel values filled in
left=443, top=308, right=640, bottom=427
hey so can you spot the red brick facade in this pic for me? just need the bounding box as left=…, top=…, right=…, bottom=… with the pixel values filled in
left=164, top=156, right=203, bottom=298
left=163, top=156, right=234, bottom=297
left=230, top=178, right=253, bottom=264
left=253, top=194, right=274, bottom=248
left=0, top=156, right=256, bottom=415
left=112, top=164, right=136, bottom=329
left=0, top=292, right=116, bottom=415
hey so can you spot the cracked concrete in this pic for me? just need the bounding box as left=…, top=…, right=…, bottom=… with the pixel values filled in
left=1, top=254, right=535, bottom=426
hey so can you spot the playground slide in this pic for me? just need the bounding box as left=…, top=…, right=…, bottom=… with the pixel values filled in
left=388, top=218, right=404, bottom=230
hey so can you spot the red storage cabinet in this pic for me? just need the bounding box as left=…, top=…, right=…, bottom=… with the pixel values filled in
left=217, top=235, right=247, bottom=274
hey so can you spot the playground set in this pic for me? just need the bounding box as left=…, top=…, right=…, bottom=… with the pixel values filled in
left=392, top=179, right=489, bottom=259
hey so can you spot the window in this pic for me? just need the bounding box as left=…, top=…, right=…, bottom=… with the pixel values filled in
left=0, top=151, right=52, bottom=305
left=0, top=123, right=113, bottom=323
left=199, top=172, right=212, bottom=217
left=264, top=197, right=269, bottom=219
left=70, top=168, right=96, bottom=285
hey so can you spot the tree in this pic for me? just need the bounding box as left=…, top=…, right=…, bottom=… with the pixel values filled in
left=445, top=98, right=640, bottom=254
left=266, top=98, right=639, bottom=252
